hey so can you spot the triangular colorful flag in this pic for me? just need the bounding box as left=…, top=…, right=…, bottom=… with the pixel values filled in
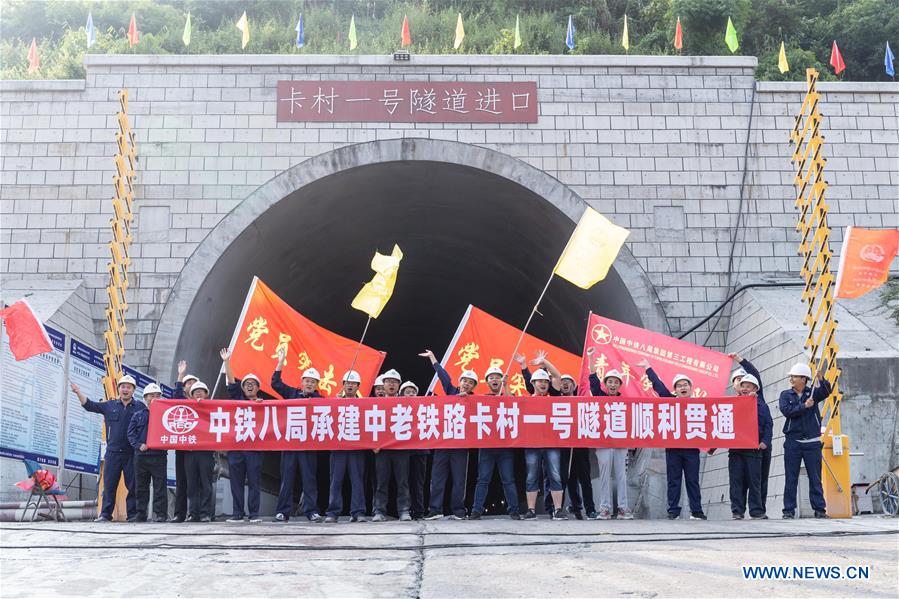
left=182, top=12, right=192, bottom=46
left=778, top=41, right=789, bottom=73
left=621, top=15, right=629, bottom=52
left=554, top=207, right=630, bottom=289
left=352, top=245, right=403, bottom=319
left=885, top=42, right=895, bottom=77
left=565, top=15, right=575, bottom=51
left=127, top=13, right=139, bottom=47
left=86, top=12, right=95, bottom=48
left=674, top=16, right=683, bottom=50
left=26, top=38, right=39, bottom=73
left=0, top=300, right=53, bottom=361
left=453, top=13, right=465, bottom=50
left=296, top=14, right=304, bottom=48
left=236, top=11, right=250, bottom=49
left=830, top=40, right=845, bottom=74
left=724, top=17, right=738, bottom=53
left=349, top=15, right=357, bottom=50
left=401, top=14, right=411, bottom=47
left=514, top=15, right=522, bottom=49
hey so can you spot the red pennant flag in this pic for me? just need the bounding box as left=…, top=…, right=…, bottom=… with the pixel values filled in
left=128, top=13, right=139, bottom=47
left=835, top=227, right=899, bottom=299
left=830, top=40, right=845, bottom=74
left=0, top=300, right=53, bottom=361
left=674, top=17, right=683, bottom=50
left=401, top=14, right=412, bottom=47
left=27, top=38, right=40, bottom=73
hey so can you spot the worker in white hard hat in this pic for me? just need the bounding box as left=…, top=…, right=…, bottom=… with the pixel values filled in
left=371, top=368, right=412, bottom=522
left=127, top=382, right=168, bottom=522
left=372, top=374, right=387, bottom=397
left=470, top=365, right=521, bottom=520
left=727, top=352, right=774, bottom=519
left=71, top=374, right=147, bottom=522
left=218, top=349, right=264, bottom=523
left=779, top=361, right=831, bottom=519
left=585, top=347, right=633, bottom=521
left=638, top=358, right=706, bottom=521
left=399, top=378, right=427, bottom=520
left=725, top=368, right=774, bottom=520
left=418, top=350, right=474, bottom=521
left=169, top=360, right=198, bottom=522
left=181, top=380, right=215, bottom=521
left=325, top=370, right=367, bottom=523
left=271, top=347, right=324, bottom=523
left=522, top=367, right=567, bottom=520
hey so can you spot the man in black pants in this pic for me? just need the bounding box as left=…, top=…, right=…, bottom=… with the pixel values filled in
left=372, top=369, right=412, bottom=522
left=172, top=361, right=199, bottom=523
left=184, top=381, right=215, bottom=522
left=128, top=383, right=168, bottom=522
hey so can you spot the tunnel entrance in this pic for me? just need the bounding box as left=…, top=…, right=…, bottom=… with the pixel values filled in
left=151, top=139, right=663, bottom=516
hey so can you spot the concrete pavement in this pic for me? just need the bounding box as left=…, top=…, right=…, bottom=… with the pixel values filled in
left=1, top=515, right=896, bottom=598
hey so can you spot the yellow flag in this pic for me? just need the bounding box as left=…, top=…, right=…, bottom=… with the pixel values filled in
left=622, top=15, right=630, bottom=52
left=351, top=244, right=403, bottom=318
left=454, top=13, right=465, bottom=50
left=236, top=11, right=249, bottom=49
left=349, top=15, right=358, bottom=50
left=778, top=41, right=790, bottom=73
left=554, top=207, right=630, bottom=289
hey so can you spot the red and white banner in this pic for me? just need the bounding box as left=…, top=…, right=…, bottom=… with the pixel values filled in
left=835, top=226, right=899, bottom=299
left=147, top=395, right=759, bottom=451
left=578, top=314, right=732, bottom=399
left=228, top=277, right=386, bottom=398
left=429, top=305, right=583, bottom=396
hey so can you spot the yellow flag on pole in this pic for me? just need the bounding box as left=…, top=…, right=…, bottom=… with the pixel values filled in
left=554, top=207, right=630, bottom=289
left=351, top=245, right=403, bottom=318
left=778, top=41, right=790, bottom=73
left=454, top=13, right=465, bottom=49
left=236, top=11, right=250, bottom=49
left=622, top=15, right=630, bottom=51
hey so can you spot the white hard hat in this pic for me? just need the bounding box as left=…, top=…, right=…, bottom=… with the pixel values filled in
left=460, top=369, right=479, bottom=383
left=399, top=381, right=419, bottom=394
left=118, top=375, right=137, bottom=387
left=561, top=374, right=576, bottom=383
left=343, top=370, right=362, bottom=383
left=382, top=369, right=401, bottom=382
left=191, top=382, right=209, bottom=395
left=789, top=363, right=812, bottom=379
left=604, top=369, right=623, bottom=383
left=740, top=374, right=760, bottom=389
left=731, top=368, right=747, bottom=382
left=301, top=368, right=321, bottom=381
left=671, top=373, right=692, bottom=387
left=485, top=366, right=504, bottom=378
left=182, top=373, right=198, bottom=384
left=531, top=369, right=551, bottom=382
left=242, top=373, right=260, bottom=385
left=143, top=383, right=162, bottom=395
left=373, top=375, right=386, bottom=387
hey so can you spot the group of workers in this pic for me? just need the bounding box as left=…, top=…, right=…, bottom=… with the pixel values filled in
left=69, top=344, right=831, bottom=523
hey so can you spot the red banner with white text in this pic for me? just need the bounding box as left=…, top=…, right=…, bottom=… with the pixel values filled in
left=579, top=314, right=732, bottom=399
left=147, top=395, right=758, bottom=451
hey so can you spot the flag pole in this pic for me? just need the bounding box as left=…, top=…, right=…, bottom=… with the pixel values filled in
left=345, top=314, right=373, bottom=381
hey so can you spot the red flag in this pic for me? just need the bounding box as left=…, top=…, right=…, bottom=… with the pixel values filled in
left=830, top=40, right=845, bottom=74
left=0, top=300, right=52, bottom=361
left=401, top=14, right=412, bottom=47
left=228, top=277, right=386, bottom=398
left=674, top=17, right=683, bottom=50
left=835, top=227, right=899, bottom=299
left=128, top=13, right=139, bottom=47
left=27, top=38, right=40, bottom=73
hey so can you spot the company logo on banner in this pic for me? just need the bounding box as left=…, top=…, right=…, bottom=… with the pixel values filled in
left=229, top=277, right=386, bottom=398
left=429, top=305, right=582, bottom=396
left=835, top=226, right=899, bottom=299
left=579, top=314, right=732, bottom=398
left=147, top=396, right=758, bottom=451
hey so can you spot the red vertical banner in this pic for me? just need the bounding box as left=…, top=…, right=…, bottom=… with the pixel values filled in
left=228, top=278, right=386, bottom=398
left=835, top=226, right=899, bottom=299
left=578, top=314, right=732, bottom=398
left=429, top=305, right=583, bottom=396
